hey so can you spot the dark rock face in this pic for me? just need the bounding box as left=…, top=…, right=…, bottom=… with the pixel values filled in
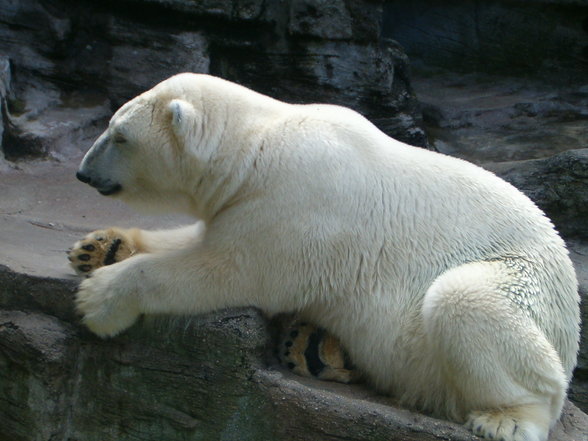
left=0, top=307, right=273, bottom=440
left=383, top=0, right=588, bottom=76
left=0, top=56, right=10, bottom=167
left=0, top=0, right=426, bottom=162
left=488, top=149, right=588, bottom=240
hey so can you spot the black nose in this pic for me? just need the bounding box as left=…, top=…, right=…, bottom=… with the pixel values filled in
left=76, top=171, right=92, bottom=184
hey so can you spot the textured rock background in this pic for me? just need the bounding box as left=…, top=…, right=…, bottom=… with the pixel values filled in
left=0, top=0, right=426, bottom=163
left=383, top=0, right=588, bottom=75
left=0, top=0, right=587, bottom=440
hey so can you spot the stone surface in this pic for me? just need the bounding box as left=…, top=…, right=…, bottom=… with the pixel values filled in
left=412, top=73, right=588, bottom=165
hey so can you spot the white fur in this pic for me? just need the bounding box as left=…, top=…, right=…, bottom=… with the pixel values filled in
left=76, top=73, right=580, bottom=441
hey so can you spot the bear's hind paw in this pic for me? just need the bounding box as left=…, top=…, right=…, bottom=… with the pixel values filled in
left=68, top=228, right=137, bottom=276
left=466, top=409, right=547, bottom=441
left=278, top=322, right=361, bottom=384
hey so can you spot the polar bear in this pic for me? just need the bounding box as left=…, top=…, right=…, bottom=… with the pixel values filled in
left=69, top=73, right=580, bottom=441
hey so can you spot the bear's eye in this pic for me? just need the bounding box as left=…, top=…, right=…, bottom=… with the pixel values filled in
left=113, top=133, right=127, bottom=144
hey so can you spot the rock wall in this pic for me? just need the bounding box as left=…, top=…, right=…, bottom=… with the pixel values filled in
left=383, top=0, right=588, bottom=76
left=0, top=0, right=426, bottom=162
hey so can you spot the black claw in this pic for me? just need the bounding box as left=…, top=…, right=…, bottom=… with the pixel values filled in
left=82, top=244, right=96, bottom=251
left=103, top=238, right=122, bottom=266
left=67, top=255, right=73, bottom=262
left=78, top=264, right=92, bottom=272
left=78, top=254, right=91, bottom=261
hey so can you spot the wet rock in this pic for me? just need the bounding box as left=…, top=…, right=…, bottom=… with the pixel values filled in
left=0, top=265, right=78, bottom=323
left=119, top=0, right=267, bottom=21
left=3, top=96, right=111, bottom=161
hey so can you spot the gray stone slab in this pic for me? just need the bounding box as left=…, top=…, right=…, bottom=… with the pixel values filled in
left=0, top=159, right=191, bottom=278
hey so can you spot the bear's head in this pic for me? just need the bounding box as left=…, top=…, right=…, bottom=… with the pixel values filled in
left=76, top=74, right=213, bottom=214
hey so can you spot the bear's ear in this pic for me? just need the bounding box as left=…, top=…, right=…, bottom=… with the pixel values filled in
left=169, top=99, right=198, bottom=141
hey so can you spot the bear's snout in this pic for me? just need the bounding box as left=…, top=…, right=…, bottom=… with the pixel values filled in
left=76, top=170, right=122, bottom=196
left=76, top=171, right=92, bottom=184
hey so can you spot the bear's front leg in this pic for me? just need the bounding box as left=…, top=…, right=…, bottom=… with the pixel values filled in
left=76, top=244, right=250, bottom=338
left=69, top=223, right=205, bottom=277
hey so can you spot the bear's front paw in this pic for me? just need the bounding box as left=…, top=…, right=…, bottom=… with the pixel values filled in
left=68, top=228, right=138, bottom=276
left=76, top=266, right=141, bottom=338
